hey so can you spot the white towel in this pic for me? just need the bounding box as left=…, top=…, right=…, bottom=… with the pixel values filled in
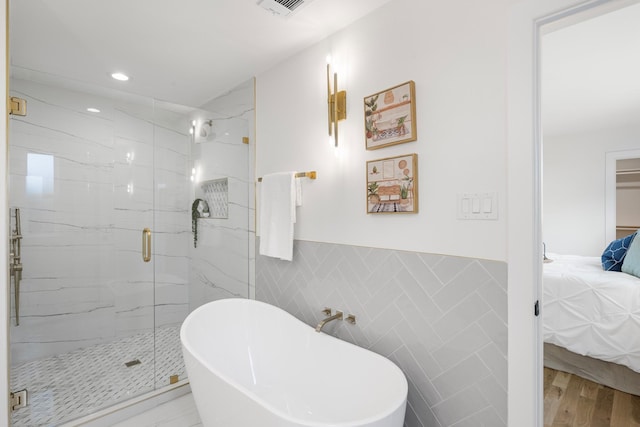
left=259, top=172, right=297, bottom=261
left=295, top=177, right=303, bottom=207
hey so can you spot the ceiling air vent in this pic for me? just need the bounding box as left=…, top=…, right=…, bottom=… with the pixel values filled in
left=257, top=0, right=310, bottom=17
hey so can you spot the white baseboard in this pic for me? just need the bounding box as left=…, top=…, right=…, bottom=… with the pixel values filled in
left=60, top=381, right=191, bottom=427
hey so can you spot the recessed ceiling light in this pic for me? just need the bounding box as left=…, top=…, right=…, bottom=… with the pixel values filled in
left=87, top=107, right=101, bottom=113
left=111, top=72, right=129, bottom=81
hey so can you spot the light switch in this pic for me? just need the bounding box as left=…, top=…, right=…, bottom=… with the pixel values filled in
left=472, top=198, right=481, bottom=213
left=462, top=198, right=470, bottom=213
left=483, top=197, right=492, bottom=213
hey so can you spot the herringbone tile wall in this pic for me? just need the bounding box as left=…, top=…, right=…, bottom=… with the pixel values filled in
left=256, top=240, right=507, bottom=427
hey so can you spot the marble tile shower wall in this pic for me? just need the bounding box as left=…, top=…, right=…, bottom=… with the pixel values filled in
left=9, top=79, right=190, bottom=364
left=256, top=240, right=507, bottom=427
left=189, top=80, right=255, bottom=309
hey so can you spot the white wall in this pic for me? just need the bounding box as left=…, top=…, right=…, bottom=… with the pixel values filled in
left=543, top=124, right=640, bottom=256
left=256, top=0, right=592, bottom=426
left=257, top=0, right=508, bottom=262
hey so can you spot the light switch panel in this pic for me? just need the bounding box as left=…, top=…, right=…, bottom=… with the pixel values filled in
left=457, top=192, right=498, bottom=220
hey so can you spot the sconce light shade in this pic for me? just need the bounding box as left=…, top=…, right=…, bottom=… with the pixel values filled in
left=327, top=63, right=347, bottom=147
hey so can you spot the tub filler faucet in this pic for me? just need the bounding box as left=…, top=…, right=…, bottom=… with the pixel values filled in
left=315, top=308, right=343, bottom=332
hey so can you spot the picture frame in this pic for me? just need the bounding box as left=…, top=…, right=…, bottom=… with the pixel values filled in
left=367, top=154, right=418, bottom=214
left=364, top=81, right=417, bottom=150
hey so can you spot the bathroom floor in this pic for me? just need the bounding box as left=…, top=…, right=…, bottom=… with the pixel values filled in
left=113, top=393, right=202, bottom=427
left=10, top=325, right=186, bottom=427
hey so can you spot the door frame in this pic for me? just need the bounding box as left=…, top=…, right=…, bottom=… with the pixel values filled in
left=533, top=0, right=638, bottom=425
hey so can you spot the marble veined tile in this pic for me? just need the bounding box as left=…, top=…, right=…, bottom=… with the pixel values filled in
left=11, top=304, right=117, bottom=364
left=21, top=243, right=113, bottom=280
left=9, top=86, right=115, bottom=148
left=13, top=185, right=114, bottom=226
left=114, top=135, right=154, bottom=169
left=153, top=215, right=190, bottom=236
left=10, top=123, right=114, bottom=168
left=199, top=78, right=254, bottom=120
left=113, top=107, right=154, bottom=144
left=11, top=77, right=118, bottom=118
left=154, top=125, right=190, bottom=156
left=154, top=255, right=189, bottom=282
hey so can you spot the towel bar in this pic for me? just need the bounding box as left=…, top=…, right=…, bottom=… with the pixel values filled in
left=257, top=171, right=316, bottom=182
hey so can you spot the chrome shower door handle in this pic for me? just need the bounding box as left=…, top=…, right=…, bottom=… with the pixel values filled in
left=142, top=228, right=151, bottom=262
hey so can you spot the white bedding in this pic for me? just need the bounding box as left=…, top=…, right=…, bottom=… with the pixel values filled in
left=543, top=253, right=640, bottom=373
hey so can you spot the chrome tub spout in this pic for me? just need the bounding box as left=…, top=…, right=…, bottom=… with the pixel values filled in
left=315, top=310, right=343, bottom=332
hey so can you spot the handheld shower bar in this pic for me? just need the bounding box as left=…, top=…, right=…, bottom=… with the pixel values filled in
left=10, top=208, right=23, bottom=326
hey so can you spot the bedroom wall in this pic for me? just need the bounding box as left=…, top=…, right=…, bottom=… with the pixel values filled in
left=543, top=123, right=640, bottom=256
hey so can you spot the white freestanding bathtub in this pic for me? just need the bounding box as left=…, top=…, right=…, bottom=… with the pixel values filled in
left=180, top=298, right=407, bottom=427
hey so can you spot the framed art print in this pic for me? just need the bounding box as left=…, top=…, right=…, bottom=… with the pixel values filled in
left=364, top=81, right=417, bottom=150
left=367, top=154, right=418, bottom=214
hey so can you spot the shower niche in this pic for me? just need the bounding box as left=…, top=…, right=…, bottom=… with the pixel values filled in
left=201, top=178, right=229, bottom=219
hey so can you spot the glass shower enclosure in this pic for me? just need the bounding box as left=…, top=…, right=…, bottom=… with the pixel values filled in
left=7, top=73, right=253, bottom=426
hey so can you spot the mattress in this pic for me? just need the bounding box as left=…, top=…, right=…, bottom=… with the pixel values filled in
left=543, top=253, right=640, bottom=374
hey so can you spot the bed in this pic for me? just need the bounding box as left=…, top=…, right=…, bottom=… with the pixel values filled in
left=543, top=253, right=640, bottom=395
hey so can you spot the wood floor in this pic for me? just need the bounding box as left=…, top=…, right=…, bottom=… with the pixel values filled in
left=544, top=367, right=640, bottom=427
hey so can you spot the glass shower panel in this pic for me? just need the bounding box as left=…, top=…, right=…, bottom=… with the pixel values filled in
left=111, top=98, right=158, bottom=393
left=8, top=75, right=253, bottom=427
left=8, top=77, right=156, bottom=426
left=150, top=102, right=192, bottom=388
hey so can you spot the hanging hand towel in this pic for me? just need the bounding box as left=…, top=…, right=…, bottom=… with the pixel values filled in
left=295, top=177, right=303, bottom=207
left=259, top=172, right=297, bottom=261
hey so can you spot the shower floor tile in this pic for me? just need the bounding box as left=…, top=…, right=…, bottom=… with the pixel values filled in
left=10, top=326, right=186, bottom=427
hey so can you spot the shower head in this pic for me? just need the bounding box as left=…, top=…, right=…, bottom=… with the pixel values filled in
left=195, top=119, right=215, bottom=142
left=200, top=120, right=212, bottom=137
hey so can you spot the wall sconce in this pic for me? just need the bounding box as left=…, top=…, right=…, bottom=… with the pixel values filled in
left=327, top=62, right=346, bottom=147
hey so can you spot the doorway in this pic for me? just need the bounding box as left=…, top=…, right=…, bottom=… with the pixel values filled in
left=539, top=0, right=640, bottom=424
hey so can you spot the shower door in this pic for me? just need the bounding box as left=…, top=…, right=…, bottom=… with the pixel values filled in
left=7, top=77, right=183, bottom=426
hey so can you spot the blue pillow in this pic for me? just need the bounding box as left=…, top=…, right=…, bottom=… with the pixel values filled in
left=601, top=232, right=636, bottom=271
left=622, top=232, right=640, bottom=277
